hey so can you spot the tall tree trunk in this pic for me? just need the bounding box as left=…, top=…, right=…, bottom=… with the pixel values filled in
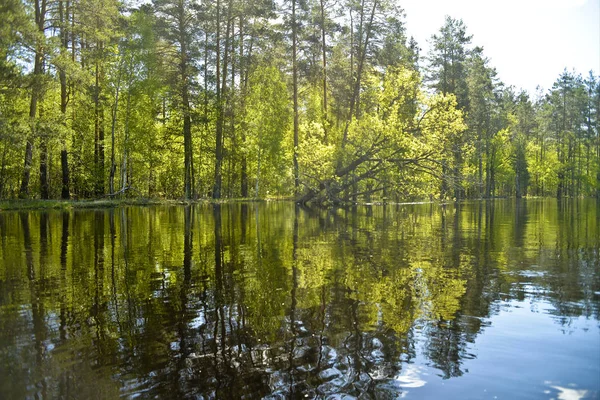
left=59, top=0, right=70, bottom=199
left=95, top=60, right=99, bottom=195
left=213, top=0, right=223, bottom=199
left=239, top=18, right=249, bottom=198
left=596, top=115, right=600, bottom=199
left=109, top=59, right=122, bottom=195
left=230, top=18, right=236, bottom=197
left=557, top=86, right=567, bottom=198
left=0, top=144, right=8, bottom=197
left=99, top=104, right=105, bottom=196
left=121, top=82, right=131, bottom=193
left=39, top=106, right=49, bottom=199
left=182, top=73, right=192, bottom=199
left=477, top=127, right=483, bottom=198
left=341, top=0, right=377, bottom=148
left=20, top=0, right=46, bottom=198
left=220, top=14, right=231, bottom=195
left=453, top=150, right=462, bottom=200
left=204, top=31, right=209, bottom=195
left=292, top=0, right=299, bottom=195
left=597, top=131, right=600, bottom=199
left=485, top=146, right=491, bottom=198
left=94, top=52, right=105, bottom=197
left=320, top=0, right=328, bottom=142
left=179, top=7, right=193, bottom=199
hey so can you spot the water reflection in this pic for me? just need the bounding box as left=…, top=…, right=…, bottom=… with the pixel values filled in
left=0, top=200, right=598, bottom=399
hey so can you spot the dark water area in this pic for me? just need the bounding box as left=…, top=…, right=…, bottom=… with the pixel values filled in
left=0, top=199, right=598, bottom=399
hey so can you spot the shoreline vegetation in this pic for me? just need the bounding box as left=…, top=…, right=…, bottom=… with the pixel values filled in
left=1, top=196, right=595, bottom=211
left=1, top=1, right=598, bottom=204
left=0, top=198, right=249, bottom=211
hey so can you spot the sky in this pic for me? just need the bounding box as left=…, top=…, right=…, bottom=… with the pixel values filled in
left=401, top=0, right=600, bottom=96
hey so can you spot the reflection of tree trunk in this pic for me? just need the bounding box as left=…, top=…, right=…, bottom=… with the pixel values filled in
left=58, top=213, right=70, bottom=400
left=20, top=212, right=35, bottom=287
left=175, top=205, right=192, bottom=397
left=452, top=203, right=461, bottom=268
left=184, top=205, right=192, bottom=281
left=40, top=212, right=48, bottom=273
left=20, top=213, right=48, bottom=397
left=93, top=211, right=105, bottom=350
left=59, top=211, right=69, bottom=340
left=109, top=210, right=122, bottom=332
left=120, top=208, right=135, bottom=338
left=212, top=204, right=228, bottom=395
left=316, top=285, right=326, bottom=371
left=440, top=204, right=447, bottom=253
left=240, top=204, right=248, bottom=243
left=485, top=200, right=495, bottom=245
left=255, top=204, right=261, bottom=262
left=288, top=204, right=299, bottom=395
left=349, top=296, right=369, bottom=390
left=513, top=199, right=528, bottom=248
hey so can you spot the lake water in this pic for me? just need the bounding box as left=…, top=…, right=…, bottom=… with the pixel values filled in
left=0, top=199, right=598, bottom=399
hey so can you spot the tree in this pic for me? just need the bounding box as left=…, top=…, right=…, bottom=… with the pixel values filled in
left=19, top=0, right=49, bottom=198
left=154, top=0, right=202, bottom=199
left=297, top=67, right=466, bottom=204
left=426, top=16, right=471, bottom=111
left=465, top=47, right=495, bottom=198
left=244, top=65, right=291, bottom=197
left=426, top=16, right=472, bottom=199
left=0, top=0, right=596, bottom=202
left=545, top=70, right=588, bottom=198
left=511, top=91, right=535, bottom=198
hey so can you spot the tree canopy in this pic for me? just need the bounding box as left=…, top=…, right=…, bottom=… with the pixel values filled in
left=0, top=2, right=598, bottom=203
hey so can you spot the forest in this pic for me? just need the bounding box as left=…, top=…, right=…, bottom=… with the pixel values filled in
left=0, top=0, right=599, bottom=204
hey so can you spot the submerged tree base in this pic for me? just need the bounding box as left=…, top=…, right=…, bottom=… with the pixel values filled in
left=0, top=197, right=295, bottom=211
left=0, top=199, right=182, bottom=211
left=2, top=195, right=594, bottom=211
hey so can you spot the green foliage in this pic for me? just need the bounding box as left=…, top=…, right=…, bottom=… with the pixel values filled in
left=0, top=0, right=596, bottom=201
left=244, top=65, right=292, bottom=196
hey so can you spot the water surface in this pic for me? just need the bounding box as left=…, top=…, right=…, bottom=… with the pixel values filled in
left=0, top=199, right=598, bottom=399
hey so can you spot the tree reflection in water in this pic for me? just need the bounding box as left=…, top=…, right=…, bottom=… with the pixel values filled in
left=0, top=199, right=598, bottom=398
